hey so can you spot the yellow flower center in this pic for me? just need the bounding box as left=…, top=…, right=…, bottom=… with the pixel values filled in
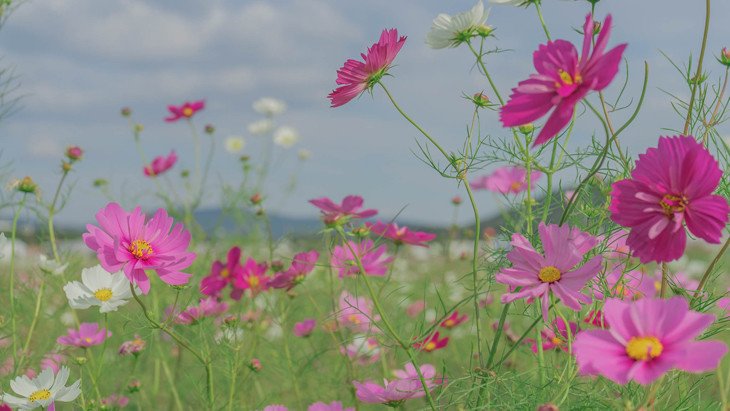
left=94, top=288, right=113, bottom=302
left=28, top=389, right=51, bottom=402
left=551, top=337, right=563, bottom=346
left=220, top=268, right=230, bottom=278
left=538, top=266, right=561, bottom=283
left=248, top=276, right=259, bottom=287
left=182, top=107, right=194, bottom=117
left=510, top=181, right=523, bottom=191
left=625, top=336, right=663, bottom=361
left=443, top=319, right=455, bottom=328
left=659, top=193, right=688, bottom=217
left=424, top=342, right=437, bottom=351
left=84, top=337, right=93, bottom=344
left=129, top=239, right=153, bottom=260
left=557, top=69, right=582, bottom=86
left=347, top=314, right=361, bottom=324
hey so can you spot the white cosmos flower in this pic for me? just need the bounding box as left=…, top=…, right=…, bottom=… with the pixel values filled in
left=225, top=136, right=246, bottom=154
left=63, top=265, right=136, bottom=313
left=38, top=254, right=68, bottom=276
left=2, top=366, right=81, bottom=410
left=426, top=1, right=491, bottom=49
left=273, top=126, right=300, bottom=149
left=247, top=118, right=274, bottom=135
left=253, top=98, right=286, bottom=116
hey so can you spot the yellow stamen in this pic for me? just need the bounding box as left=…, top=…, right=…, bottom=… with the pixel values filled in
left=94, top=288, right=113, bottom=302
left=348, top=314, right=361, bottom=324
left=220, top=268, right=230, bottom=278
left=28, top=389, right=51, bottom=402
left=248, top=276, right=260, bottom=287
left=551, top=337, right=563, bottom=346
left=182, top=107, right=194, bottom=117
left=424, top=342, right=437, bottom=351
left=538, top=266, right=561, bottom=283
left=510, top=181, right=523, bottom=191
left=443, top=319, right=455, bottom=328
left=129, top=239, right=153, bottom=260
left=626, top=336, right=663, bottom=361
left=659, top=193, right=688, bottom=217
left=84, top=337, right=93, bottom=343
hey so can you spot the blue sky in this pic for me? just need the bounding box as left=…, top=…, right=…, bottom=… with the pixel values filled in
left=1, top=0, right=728, bottom=226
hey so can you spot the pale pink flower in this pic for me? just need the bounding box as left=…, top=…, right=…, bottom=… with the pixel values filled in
left=331, top=240, right=393, bottom=278
left=471, top=166, right=542, bottom=194
left=57, top=323, right=111, bottom=348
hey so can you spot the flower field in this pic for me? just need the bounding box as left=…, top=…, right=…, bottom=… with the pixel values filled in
left=1, top=0, right=729, bottom=410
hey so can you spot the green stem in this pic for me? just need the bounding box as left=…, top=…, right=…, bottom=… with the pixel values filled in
left=485, top=301, right=510, bottom=369
left=682, top=0, right=711, bottom=135
left=378, top=82, right=452, bottom=165
left=48, top=169, right=70, bottom=262
left=129, top=284, right=214, bottom=407
left=534, top=1, right=552, bottom=41
left=692, top=236, right=730, bottom=301
left=17, top=281, right=45, bottom=372
left=463, top=181, right=484, bottom=364
left=9, top=194, right=27, bottom=374
left=337, top=230, right=438, bottom=411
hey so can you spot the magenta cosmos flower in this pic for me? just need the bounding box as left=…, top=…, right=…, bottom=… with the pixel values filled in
left=328, top=29, right=406, bottom=108
left=165, top=100, right=205, bottom=122
left=200, top=246, right=244, bottom=300
left=308, top=401, right=354, bottom=411
left=366, top=221, right=436, bottom=247
left=143, top=150, right=178, bottom=177
left=353, top=364, right=441, bottom=406
left=232, top=257, right=270, bottom=296
left=527, top=317, right=578, bottom=353
left=440, top=311, right=468, bottom=329
left=496, top=222, right=603, bottom=320
left=269, top=250, right=320, bottom=290
left=500, top=14, right=627, bottom=146
left=609, top=135, right=729, bottom=263
left=309, top=195, right=377, bottom=226
left=173, top=297, right=228, bottom=325
left=57, top=323, right=111, bottom=348
left=83, top=202, right=196, bottom=294
left=293, top=319, right=317, bottom=338
left=573, top=297, right=727, bottom=385
left=331, top=239, right=393, bottom=278
left=471, top=166, right=542, bottom=194
left=413, top=331, right=449, bottom=353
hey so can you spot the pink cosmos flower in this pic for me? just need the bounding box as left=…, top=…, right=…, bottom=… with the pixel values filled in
left=584, top=310, right=608, bottom=328
left=263, top=406, right=288, bottom=411
left=57, top=323, right=111, bottom=348
left=470, top=166, right=542, bottom=194
left=173, top=297, right=228, bottom=325
left=496, top=222, right=603, bottom=320
left=573, top=297, right=727, bottom=385
left=365, top=222, right=436, bottom=247
left=413, top=332, right=449, bottom=353
left=601, top=230, right=631, bottom=260
left=308, top=401, right=354, bottom=411
left=83, top=203, right=196, bottom=294
left=331, top=240, right=393, bottom=278
left=165, top=100, right=205, bottom=122
left=65, top=146, right=83, bottom=161
left=341, top=336, right=381, bottom=365
left=119, top=335, right=146, bottom=356
left=353, top=364, right=441, bottom=406
left=440, top=311, right=468, bottom=329
left=143, top=150, right=178, bottom=177
left=200, top=246, right=244, bottom=300
left=500, top=14, right=627, bottom=146
left=337, top=291, right=380, bottom=333
left=609, top=136, right=729, bottom=263
left=593, top=266, right=655, bottom=300
left=527, top=317, right=578, bottom=353
left=269, top=250, right=320, bottom=291
left=328, top=29, right=407, bottom=107
left=293, top=319, right=317, bottom=338
left=101, top=394, right=130, bottom=408
left=232, top=257, right=270, bottom=296
left=406, top=300, right=426, bottom=318
left=309, top=195, right=377, bottom=226
left=40, top=354, right=65, bottom=374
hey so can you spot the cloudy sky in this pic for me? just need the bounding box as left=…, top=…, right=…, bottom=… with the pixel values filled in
left=0, top=0, right=728, bottom=227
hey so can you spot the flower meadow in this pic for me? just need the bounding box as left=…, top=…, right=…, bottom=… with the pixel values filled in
left=2, top=1, right=730, bottom=410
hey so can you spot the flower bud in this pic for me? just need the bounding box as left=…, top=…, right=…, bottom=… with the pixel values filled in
left=475, top=25, right=494, bottom=38
left=15, top=176, right=38, bottom=194
left=351, top=225, right=370, bottom=238
left=65, top=146, right=84, bottom=161
left=451, top=195, right=462, bottom=206
left=204, top=124, right=215, bottom=134
left=127, top=380, right=141, bottom=393
left=720, top=47, right=730, bottom=67
left=592, top=21, right=601, bottom=35
left=270, top=260, right=284, bottom=272
left=93, top=178, right=108, bottom=188
left=472, top=92, right=490, bottom=108
left=240, top=155, right=250, bottom=162
left=181, top=169, right=190, bottom=178
left=537, top=404, right=559, bottom=411
left=73, top=356, right=87, bottom=366
left=121, top=107, right=132, bottom=117
left=249, top=358, right=262, bottom=372
left=250, top=193, right=263, bottom=205
left=518, top=124, right=535, bottom=134
left=133, top=123, right=144, bottom=133
left=61, top=161, right=73, bottom=172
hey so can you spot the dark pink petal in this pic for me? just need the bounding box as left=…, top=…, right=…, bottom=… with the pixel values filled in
left=685, top=195, right=729, bottom=243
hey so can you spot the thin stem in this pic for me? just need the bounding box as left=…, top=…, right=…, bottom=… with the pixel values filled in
left=337, top=230, right=438, bottom=410
left=48, top=169, right=70, bottom=262
left=533, top=1, right=552, bottom=41
left=378, top=82, right=452, bottom=165
left=659, top=262, right=669, bottom=298
left=467, top=41, right=505, bottom=106
left=9, top=194, right=27, bottom=374
left=463, top=181, right=484, bottom=364
left=17, top=281, right=45, bottom=372
left=129, top=284, right=214, bottom=406
left=485, top=301, right=510, bottom=369
left=701, top=66, right=729, bottom=145
left=598, top=91, right=628, bottom=166
left=692, top=236, right=730, bottom=300
left=682, top=0, right=711, bottom=135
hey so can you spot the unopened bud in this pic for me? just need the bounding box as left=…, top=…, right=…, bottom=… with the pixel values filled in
left=472, top=92, right=490, bottom=108
left=250, top=193, right=263, bottom=205
left=518, top=124, right=534, bottom=134
left=351, top=225, right=370, bottom=238
left=133, top=123, right=144, bottom=133
left=537, top=404, right=559, bottom=411
left=204, top=124, right=215, bottom=134
left=249, top=358, right=262, bottom=372
left=270, top=260, right=284, bottom=272
left=181, top=169, right=190, bottom=178
left=451, top=196, right=462, bottom=206
left=127, top=380, right=141, bottom=393
left=93, top=178, right=108, bottom=188
left=65, top=146, right=84, bottom=161
left=16, top=176, right=38, bottom=194
left=719, top=47, right=730, bottom=67
left=61, top=161, right=73, bottom=172
left=121, top=107, right=132, bottom=117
